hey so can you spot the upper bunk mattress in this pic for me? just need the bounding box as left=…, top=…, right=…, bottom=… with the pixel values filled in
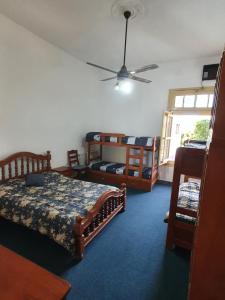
left=86, top=132, right=102, bottom=142
left=86, top=132, right=156, bottom=147
left=184, top=140, right=207, bottom=149
left=89, top=160, right=152, bottom=179
left=121, top=136, right=153, bottom=147
left=0, top=172, right=118, bottom=254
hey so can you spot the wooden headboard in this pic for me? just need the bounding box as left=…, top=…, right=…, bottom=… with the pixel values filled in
left=0, top=151, right=51, bottom=183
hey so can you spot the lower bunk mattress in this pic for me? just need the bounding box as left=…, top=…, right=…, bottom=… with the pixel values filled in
left=89, top=160, right=152, bottom=179
left=165, top=181, right=200, bottom=224
left=0, top=172, right=118, bottom=254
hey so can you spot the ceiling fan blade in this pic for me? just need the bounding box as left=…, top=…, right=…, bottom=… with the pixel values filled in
left=101, top=76, right=117, bottom=81
left=87, top=62, right=117, bottom=74
left=130, top=64, right=159, bottom=74
left=129, top=75, right=152, bottom=83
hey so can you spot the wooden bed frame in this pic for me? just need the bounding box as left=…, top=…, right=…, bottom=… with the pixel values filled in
left=86, top=133, right=160, bottom=192
left=0, top=151, right=126, bottom=260
left=166, top=147, right=206, bottom=250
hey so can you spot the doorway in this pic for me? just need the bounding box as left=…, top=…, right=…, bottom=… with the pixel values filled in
left=169, top=114, right=211, bottom=161
left=159, top=86, right=214, bottom=182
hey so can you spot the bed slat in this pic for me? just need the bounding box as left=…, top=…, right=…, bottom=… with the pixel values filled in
left=8, top=163, right=12, bottom=179
left=32, top=159, right=35, bottom=172
left=26, top=158, right=29, bottom=174
left=21, top=157, right=24, bottom=176
left=1, top=166, right=5, bottom=181
left=37, top=159, right=40, bottom=172
left=15, top=159, right=18, bottom=177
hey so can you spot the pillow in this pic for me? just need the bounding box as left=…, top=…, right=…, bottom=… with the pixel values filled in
left=25, top=173, right=44, bottom=187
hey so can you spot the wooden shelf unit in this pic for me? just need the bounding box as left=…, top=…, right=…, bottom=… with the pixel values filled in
left=86, top=133, right=160, bottom=192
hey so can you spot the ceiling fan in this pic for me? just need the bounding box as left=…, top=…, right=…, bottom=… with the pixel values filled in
left=87, top=10, right=159, bottom=86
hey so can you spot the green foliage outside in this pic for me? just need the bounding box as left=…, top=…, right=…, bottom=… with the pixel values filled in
left=193, top=119, right=210, bottom=140
left=181, top=119, right=210, bottom=145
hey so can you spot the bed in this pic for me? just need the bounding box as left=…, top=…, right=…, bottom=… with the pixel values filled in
left=165, top=147, right=205, bottom=250
left=86, top=132, right=160, bottom=191
left=0, top=151, right=126, bottom=259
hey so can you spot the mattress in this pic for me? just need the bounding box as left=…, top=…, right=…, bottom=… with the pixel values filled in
left=86, top=132, right=119, bottom=143
left=121, top=136, right=153, bottom=147
left=89, top=160, right=152, bottom=179
left=184, top=140, right=207, bottom=149
left=86, top=132, right=157, bottom=147
left=86, top=132, right=101, bottom=142
left=176, top=181, right=200, bottom=224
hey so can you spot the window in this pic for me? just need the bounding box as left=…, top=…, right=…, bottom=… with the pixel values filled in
left=169, top=87, right=214, bottom=112
left=175, top=96, right=183, bottom=108
left=183, top=95, right=195, bottom=108
left=208, top=94, right=214, bottom=108
left=196, top=94, right=208, bottom=107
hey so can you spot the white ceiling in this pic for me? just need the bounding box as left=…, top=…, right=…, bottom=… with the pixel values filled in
left=0, top=0, right=224, bottom=70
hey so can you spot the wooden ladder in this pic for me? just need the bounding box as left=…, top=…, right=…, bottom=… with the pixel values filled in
left=126, top=146, right=144, bottom=177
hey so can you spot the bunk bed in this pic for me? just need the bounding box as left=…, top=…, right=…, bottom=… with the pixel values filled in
left=165, top=146, right=206, bottom=250
left=86, top=132, right=160, bottom=191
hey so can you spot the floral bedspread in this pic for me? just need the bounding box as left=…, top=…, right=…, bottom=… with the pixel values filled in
left=0, top=172, right=118, bottom=254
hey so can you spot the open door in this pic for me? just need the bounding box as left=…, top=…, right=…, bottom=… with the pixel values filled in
left=159, top=111, right=173, bottom=165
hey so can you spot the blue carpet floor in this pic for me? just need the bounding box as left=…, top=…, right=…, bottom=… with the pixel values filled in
left=0, top=184, right=190, bottom=300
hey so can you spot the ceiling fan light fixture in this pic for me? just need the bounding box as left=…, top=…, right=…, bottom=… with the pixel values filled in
left=114, top=82, right=120, bottom=91
left=119, top=80, right=133, bottom=94
left=114, top=79, right=132, bottom=94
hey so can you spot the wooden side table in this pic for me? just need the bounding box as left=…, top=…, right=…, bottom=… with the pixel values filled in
left=0, top=245, right=71, bottom=300
left=53, top=166, right=73, bottom=177
left=53, top=166, right=88, bottom=180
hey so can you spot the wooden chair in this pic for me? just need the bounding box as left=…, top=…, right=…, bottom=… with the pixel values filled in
left=67, top=150, right=87, bottom=180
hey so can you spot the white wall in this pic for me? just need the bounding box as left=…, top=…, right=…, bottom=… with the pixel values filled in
left=96, top=56, right=219, bottom=163
left=0, top=13, right=102, bottom=166
left=0, top=13, right=220, bottom=167
left=97, top=56, right=219, bottom=137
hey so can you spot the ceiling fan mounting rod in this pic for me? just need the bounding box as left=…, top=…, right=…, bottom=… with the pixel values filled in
left=123, top=10, right=131, bottom=66
left=86, top=5, right=158, bottom=86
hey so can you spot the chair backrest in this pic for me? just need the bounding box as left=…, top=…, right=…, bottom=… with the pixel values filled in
left=67, top=150, right=80, bottom=167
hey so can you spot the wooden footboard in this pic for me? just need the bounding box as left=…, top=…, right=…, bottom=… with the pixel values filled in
left=74, top=183, right=126, bottom=260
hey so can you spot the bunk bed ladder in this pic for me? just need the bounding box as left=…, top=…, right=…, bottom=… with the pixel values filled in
left=87, top=143, right=102, bottom=165
left=126, top=146, right=144, bottom=177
